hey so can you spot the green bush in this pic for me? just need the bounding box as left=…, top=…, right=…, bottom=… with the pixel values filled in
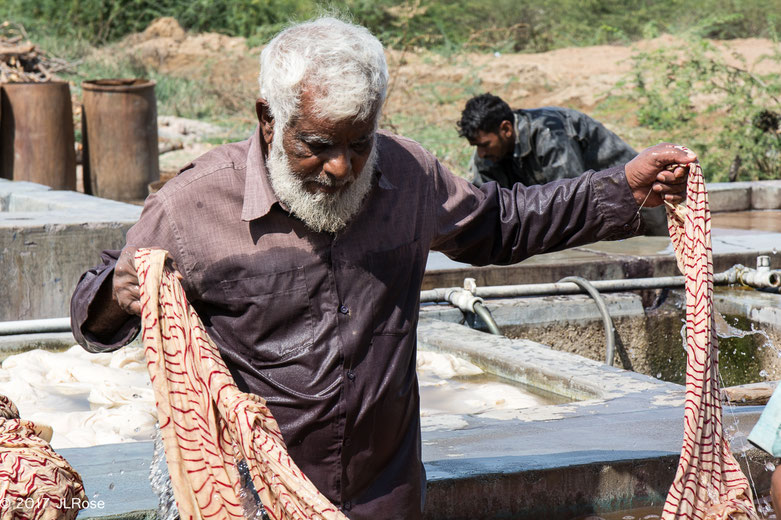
left=0, top=0, right=315, bottom=44
left=621, top=37, right=781, bottom=181
left=3, top=0, right=780, bottom=50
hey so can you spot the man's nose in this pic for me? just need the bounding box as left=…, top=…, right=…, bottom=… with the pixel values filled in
left=323, top=147, right=352, bottom=181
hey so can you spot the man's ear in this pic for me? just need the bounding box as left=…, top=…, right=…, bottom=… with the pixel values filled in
left=499, top=119, right=513, bottom=139
left=256, top=98, right=274, bottom=149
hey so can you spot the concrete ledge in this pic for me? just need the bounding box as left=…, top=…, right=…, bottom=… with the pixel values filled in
left=709, top=181, right=753, bottom=212
left=0, top=179, right=142, bottom=321
left=416, top=319, right=771, bottom=519
left=751, top=180, right=781, bottom=210
left=0, top=332, right=75, bottom=361
left=707, top=180, right=781, bottom=212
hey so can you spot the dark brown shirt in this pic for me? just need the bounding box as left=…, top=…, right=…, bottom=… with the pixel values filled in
left=70, top=128, right=640, bottom=519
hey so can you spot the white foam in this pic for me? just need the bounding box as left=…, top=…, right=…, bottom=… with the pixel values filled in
left=0, top=346, right=156, bottom=449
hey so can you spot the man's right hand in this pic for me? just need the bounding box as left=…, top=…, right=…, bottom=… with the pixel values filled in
left=113, top=246, right=141, bottom=316
left=112, top=246, right=185, bottom=317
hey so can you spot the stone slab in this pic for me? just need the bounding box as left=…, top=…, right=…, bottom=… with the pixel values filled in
left=709, top=181, right=753, bottom=212
left=751, top=180, right=781, bottom=210
left=0, top=179, right=141, bottom=321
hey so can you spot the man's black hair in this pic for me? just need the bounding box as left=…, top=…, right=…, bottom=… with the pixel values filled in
left=457, top=93, right=514, bottom=141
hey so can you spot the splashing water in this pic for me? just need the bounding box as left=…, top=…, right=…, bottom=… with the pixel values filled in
left=149, top=424, right=270, bottom=520
left=150, top=424, right=178, bottom=520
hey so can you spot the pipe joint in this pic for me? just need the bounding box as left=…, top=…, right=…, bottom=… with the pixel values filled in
left=732, top=256, right=781, bottom=289
left=444, top=288, right=484, bottom=314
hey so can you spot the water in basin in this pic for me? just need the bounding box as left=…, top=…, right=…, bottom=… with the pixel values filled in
left=0, top=345, right=571, bottom=448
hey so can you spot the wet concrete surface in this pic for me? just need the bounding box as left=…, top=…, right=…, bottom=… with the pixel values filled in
left=713, top=210, right=781, bottom=234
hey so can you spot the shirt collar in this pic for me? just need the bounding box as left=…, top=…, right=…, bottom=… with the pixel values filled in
left=241, top=126, right=279, bottom=222
left=513, top=111, right=532, bottom=159
left=240, top=127, right=395, bottom=222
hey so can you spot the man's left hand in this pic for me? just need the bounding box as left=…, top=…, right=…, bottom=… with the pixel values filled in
left=625, top=143, right=697, bottom=207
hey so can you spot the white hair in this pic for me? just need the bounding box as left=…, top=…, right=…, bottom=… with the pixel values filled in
left=259, top=17, right=389, bottom=129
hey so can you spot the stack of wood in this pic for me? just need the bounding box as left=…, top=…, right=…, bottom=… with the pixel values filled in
left=0, top=21, right=75, bottom=83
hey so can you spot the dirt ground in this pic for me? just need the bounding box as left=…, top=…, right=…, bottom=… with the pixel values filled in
left=107, top=18, right=781, bottom=175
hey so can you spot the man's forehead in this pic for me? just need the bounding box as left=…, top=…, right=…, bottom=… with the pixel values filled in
left=287, top=87, right=378, bottom=133
left=469, top=130, right=498, bottom=145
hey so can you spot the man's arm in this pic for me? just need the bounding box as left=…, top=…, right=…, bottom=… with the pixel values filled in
left=430, top=142, right=693, bottom=266
left=70, top=192, right=181, bottom=352
left=70, top=249, right=140, bottom=352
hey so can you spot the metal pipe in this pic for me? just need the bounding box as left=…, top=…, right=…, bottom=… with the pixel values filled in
left=558, top=276, right=616, bottom=366
left=0, top=317, right=72, bottom=336
left=419, top=265, right=777, bottom=303
left=473, top=302, right=502, bottom=336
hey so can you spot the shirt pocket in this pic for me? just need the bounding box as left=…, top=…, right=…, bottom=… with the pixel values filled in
left=218, top=266, right=315, bottom=361
left=367, top=237, right=423, bottom=336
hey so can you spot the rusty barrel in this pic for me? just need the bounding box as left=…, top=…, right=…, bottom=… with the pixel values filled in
left=0, top=81, right=76, bottom=189
left=82, top=79, right=159, bottom=201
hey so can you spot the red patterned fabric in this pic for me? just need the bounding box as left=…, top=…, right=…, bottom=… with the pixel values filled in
left=136, top=248, right=348, bottom=520
left=0, top=395, right=86, bottom=520
left=662, top=162, right=757, bottom=519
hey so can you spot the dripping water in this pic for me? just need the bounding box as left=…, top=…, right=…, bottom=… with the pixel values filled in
left=715, top=309, right=778, bottom=512
left=149, top=424, right=270, bottom=520
left=150, top=424, right=179, bottom=520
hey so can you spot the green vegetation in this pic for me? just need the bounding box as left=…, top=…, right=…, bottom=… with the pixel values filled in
left=2, top=0, right=780, bottom=50
left=2, top=1, right=779, bottom=180
left=613, top=37, right=781, bottom=181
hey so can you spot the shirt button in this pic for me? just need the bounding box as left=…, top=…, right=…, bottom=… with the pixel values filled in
left=343, top=501, right=352, bottom=511
left=347, top=370, right=355, bottom=381
left=344, top=437, right=352, bottom=447
left=339, top=304, right=349, bottom=315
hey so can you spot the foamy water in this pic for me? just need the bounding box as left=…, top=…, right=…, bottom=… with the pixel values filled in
left=0, top=346, right=552, bottom=448
left=0, top=345, right=156, bottom=449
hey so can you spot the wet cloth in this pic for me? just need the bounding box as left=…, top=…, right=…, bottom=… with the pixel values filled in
left=71, top=128, right=641, bottom=519
left=662, top=161, right=757, bottom=519
left=0, top=395, right=87, bottom=519
left=747, top=384, right=781, bottom=456
left=136, top=248, right=347, bottom=520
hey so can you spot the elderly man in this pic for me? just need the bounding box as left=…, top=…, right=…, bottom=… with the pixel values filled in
left=458, top=93, right=668, bottom=235
left=71, top=17, right=693, bottom=520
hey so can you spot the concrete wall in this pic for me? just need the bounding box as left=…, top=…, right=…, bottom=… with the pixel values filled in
left=0, top=179, right=141, bottom=321
left=2, top=178, right=780, bottom=321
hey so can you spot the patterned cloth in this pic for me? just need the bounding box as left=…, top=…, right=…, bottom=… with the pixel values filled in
left=0, top=395, right=87, bottom=519
left=136, top=248, right=348, bottom=520
left=662, top=161, right=757, bottom=519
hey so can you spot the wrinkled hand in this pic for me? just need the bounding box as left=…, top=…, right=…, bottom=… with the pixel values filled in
left=113, top=246, right=183, bottom=316
left=625, top=143, right=697, bottom=207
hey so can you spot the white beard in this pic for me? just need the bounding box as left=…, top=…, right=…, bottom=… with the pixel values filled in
left=266, top=132, right=377, bottom=234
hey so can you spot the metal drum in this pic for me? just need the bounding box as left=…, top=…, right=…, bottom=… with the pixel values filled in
left=0, top=81, right=76, bottom=190
left=82, top=79, right=159, bottom=201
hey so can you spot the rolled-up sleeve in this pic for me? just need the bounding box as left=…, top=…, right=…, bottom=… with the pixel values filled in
left=430, top=158, right=642, bottom=266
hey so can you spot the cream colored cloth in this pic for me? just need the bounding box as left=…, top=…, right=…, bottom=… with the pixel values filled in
left=662, top=162, right=757, bottom=519
left=0, top=395, right=87, bottom=519
left=136, top=248, right=348, bottom=520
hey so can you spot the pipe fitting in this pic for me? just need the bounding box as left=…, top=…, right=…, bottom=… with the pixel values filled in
left=729, top=256, right=781, bottom=289
left=444, top=288, right=484, bottom=314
